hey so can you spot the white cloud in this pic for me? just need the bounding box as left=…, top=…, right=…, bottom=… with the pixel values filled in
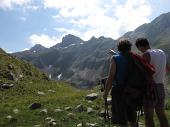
left=28, top=34, right=60, bottom=48
left=44, top=0, right=151, bottom=40
left=24, top=5, right=39, bottom=10
left=0, top=0, right=38, bottom=10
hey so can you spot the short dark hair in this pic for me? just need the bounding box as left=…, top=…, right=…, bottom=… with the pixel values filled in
left=135, top=38, right=150, bottom=48
left=117, top=39, right=132, bottom=53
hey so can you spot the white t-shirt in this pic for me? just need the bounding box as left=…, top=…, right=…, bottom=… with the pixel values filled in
left=146, top=49, right=166, bottom=84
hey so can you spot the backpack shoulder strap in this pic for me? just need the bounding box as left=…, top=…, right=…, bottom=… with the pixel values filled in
left=130, top=52, right=155, bottom=75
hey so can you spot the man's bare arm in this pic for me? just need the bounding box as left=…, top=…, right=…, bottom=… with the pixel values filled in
left=103, top=58, right=116, bottom=98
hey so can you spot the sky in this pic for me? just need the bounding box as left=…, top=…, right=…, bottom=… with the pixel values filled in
left=0, top=0, right=170, bottom=53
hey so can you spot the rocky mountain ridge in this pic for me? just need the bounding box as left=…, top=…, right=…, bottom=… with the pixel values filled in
left=13, top=12, right=170, bottom=88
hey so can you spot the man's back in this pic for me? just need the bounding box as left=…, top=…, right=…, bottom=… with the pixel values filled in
left=146, top=49, right=166, bottom=84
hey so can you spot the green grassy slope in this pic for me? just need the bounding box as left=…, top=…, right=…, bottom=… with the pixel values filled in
left=0, top=79, right=170, bottom=127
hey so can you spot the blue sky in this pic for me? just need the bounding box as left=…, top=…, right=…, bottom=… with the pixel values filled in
left=0, top=0, right=170, bottom=53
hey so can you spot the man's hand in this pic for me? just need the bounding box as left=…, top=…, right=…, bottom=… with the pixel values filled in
left=108, top=49, right=117, bottom=55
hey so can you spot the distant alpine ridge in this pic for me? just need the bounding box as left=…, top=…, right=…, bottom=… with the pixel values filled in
left=13, top=12, right=170, bottom=88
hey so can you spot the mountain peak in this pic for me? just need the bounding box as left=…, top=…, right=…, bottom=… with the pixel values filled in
left=30, top=44, right=46, bottom=52
left=60, top=34, right=83, bottom=47
left=89, top=36, right=97, bottom=41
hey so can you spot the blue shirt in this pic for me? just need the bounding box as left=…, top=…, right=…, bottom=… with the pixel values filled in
left=112, top=53, right=128, bottom=86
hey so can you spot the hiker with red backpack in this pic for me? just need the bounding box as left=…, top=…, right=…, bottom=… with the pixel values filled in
left=135, top=38, right=169, bottom=127
left=103, top=40, right=138, bottom=127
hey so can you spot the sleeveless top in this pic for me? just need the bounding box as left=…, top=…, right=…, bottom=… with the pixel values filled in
left=112, top=53, right=128, bottom=86
left=146, top=49, right=166, bottom=84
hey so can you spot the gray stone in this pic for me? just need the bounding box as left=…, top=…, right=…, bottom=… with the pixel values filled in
left=87, top=108, right=95, bottom=114
left=29, top=103, right=41, bottom=110
left=47, top=119, right=56, bottom=126
left=6, top=115, right=13, bottom=119
left=6, top=115, right=17, bottom=123
left=37, top=91, right=45, bottom=96
left=1, top=84, right=14, bottom=89
left=45, top=117, right=54, bottom=121
left=75, top=104, right=84, bottom=112
left=65, top=107, right=72, bottom=111
left=77, top=123, right=82, bottom=127
left=40, top=109, right=48, bottom=114
left=86, top=93, right=98, bottom=101
left=87, top=100, right=93, bottom=103
left=67, top=113, right=74, bottom=118
left=48, top=89, right=56, bottom=93
left=86, top=122, right=98, bottom=127
left=19, top=74, right=23, bottom=78
left=54, top=108, right=64, bottom=113
left=13, top=109, right=19, bottom=114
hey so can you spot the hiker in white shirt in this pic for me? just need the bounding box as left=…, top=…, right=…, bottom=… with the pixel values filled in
left=135, top=38, right=169, bottom=127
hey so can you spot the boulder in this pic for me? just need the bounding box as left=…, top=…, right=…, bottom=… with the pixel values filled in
left=29, top=103, right=41, bottom=110
left=1, top=84, right=14, bottom=89
left=86, top=93, right=98, bottom=101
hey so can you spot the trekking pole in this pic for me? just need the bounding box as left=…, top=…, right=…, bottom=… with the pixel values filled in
left=104, top=97, right=109, bottom=122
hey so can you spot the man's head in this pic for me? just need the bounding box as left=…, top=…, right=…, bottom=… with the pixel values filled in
left=135, top=38, right=150, bottom=53
left=117, top=39, right=132, bottom=53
